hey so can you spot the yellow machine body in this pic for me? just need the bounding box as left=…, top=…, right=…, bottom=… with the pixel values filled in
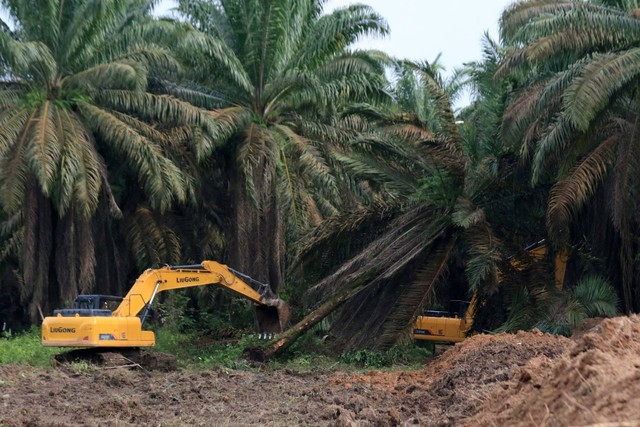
left=42, top=261, right=288, bottom=349
left=42, top=314, right=154, bottom=347
left=412, top=297, right=476, bottom=343
left=412, top=240, right=568, bottom=344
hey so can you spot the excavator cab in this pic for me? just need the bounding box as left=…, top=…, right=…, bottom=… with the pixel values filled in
left=54, top=295, right=123, bottom=317
left=413, top=298, right=475, bottom=343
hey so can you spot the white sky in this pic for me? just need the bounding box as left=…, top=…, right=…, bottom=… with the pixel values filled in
left=327, top=0, right=514, bottom=73
left=157, top=0, right=515, bottom=75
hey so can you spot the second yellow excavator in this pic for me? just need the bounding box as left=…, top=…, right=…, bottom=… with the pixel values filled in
left=42, top=261, right=290, bottom=349
left=412, top=240, right=569, bottom=343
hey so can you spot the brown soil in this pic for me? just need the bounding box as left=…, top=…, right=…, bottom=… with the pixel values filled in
left=1, top=316, right=638, bottom=426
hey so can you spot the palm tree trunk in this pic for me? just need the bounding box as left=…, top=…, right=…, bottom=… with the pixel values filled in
left=247, top=285, right=365, bottom=361
left=229, top=157, right=285, bottom=291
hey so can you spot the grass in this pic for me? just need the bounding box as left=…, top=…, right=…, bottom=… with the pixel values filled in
left=0, top=325, right=432, bottom=372
left=0, top=327, right=60, bottom=367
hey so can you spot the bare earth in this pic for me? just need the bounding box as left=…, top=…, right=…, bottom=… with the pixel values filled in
left=1, top=315, right=639, bottom=426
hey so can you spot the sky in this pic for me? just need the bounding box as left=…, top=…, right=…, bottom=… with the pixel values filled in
left=157, top=0, right=515, bottom=76
left=323, top=0, right=514, bottom=74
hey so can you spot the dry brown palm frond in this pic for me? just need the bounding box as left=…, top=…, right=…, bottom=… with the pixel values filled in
left=376, top=238, right=456, bottom=349
left=305, top=206, right=445, bottom=299
left=382, top=123, right=435, bottom=142
left=612, top=116, right=640, bottom=234
left=547, top=134, right=619, bottom=244
left=611, top=113, right=640, bottom=312
left=416, top=137, right=468, bottom=180
left=322, top=208, right=451, bottom=349
left=21, top=181, right=52, bottom=322
left=54, top=208, right=96, bottom=302
left=123, top=206, right=182, bottom=269
left=501, top=82, right=546, bottom=149
left=291, top=200, right=403, bottom=275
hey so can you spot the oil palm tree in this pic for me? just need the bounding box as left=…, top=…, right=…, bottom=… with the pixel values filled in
left=292, top=60, right=507, bottom=350
left=0, top=0, right=221, bottom=319
left=168, top=0, right=391, bottom=291
left=499, top=0, right=640, bottom=311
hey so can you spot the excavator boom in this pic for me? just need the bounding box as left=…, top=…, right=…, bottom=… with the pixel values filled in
left=42, top=261, right=289, bottom=348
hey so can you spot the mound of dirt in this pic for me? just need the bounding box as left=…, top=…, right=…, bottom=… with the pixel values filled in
left=0, top=317, right=637, bottom=426
left=463, top=315, right=640, bottom=426
left=326, top=328, right=570, bottom=425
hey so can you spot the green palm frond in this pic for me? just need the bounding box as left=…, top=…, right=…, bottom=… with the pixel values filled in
left=0, top=108, right=30, bottom=159
left=177, top=0, right=231, bottom=39
left=0, top=36, right=57, bottom=82
left=564, top=49, right=640, bottom=131
left=275, top=123, right=338, bottom=197
left=79, top=102, right=189, bottom=211
left=573, top=275, right=619, bottom=318
left=500, top=0, right=607, bottom=42
left=531, top=113, right=578, bottom=184
left=63, top=61, right=148, bottom=91
left=464, top=222, right=501, bottom=292
left=0, top=88, right=27, bottom=109
left=93, top=90, right=232, bottom=156
left=452, top=197, right=486, bottom=229
left=300, top=4, right=389, bottom=70
left=178, top=24, right=253, bottom=94
left=494, top=285, right=554, bottom=333
left=55, top=108, right=103, bottom=217
left=0, top=111, right=33, bottom=214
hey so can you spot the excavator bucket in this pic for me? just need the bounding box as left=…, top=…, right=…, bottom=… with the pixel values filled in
left=255, top=299, right=291, bottom=336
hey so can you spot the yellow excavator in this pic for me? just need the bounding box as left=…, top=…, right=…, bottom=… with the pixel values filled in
left=42, top=261, right=289, bottom=350
left=412, top=240, right=569, bottom=343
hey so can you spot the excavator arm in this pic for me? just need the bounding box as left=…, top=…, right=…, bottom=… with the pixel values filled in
left=112, top=261, right=282, bottom=318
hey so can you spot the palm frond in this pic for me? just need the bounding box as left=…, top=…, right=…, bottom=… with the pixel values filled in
left=0, top=110, right=35, bottom=214
left=123, top=206, right=182, bottom=269
left=300, top=4, right=389, bottom=70
left=26, top=101, right=61, bottom=196
left=376, top=238, right=456, bottom=349
left=55, top=108, right=103, bottom=218
left=564, top=49, right=640, bottom=131
left=79, top=102, right=189, bottom=211
left=531, top=113, right=578, bottom=184
left=63, top=61, right=148, bottom=92
left=573, top=274, right=619, bottom=318
left=547, top=134, right=618, bottom=241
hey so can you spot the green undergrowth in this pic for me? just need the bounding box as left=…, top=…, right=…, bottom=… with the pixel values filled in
left=155, top=327, right=432, bottom=372
left=0, top=327, right=60, bottom=367
left=0, top=325, right=432, bottom=372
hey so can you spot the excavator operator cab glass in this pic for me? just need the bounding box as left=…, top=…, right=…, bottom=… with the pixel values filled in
left=422, top=299, right=471, bottom=319
left=54, top=295, right=123, bottom=317
left=449, top=300, right=471, bottom=319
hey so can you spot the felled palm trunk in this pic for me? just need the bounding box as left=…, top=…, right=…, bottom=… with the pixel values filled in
left=246, top=285, right=364, bottom=361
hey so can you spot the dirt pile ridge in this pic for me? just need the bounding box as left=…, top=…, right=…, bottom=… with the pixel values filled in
left=463, top=315, right=640, bottom=427
left=0, top=316, right=638, bottom=426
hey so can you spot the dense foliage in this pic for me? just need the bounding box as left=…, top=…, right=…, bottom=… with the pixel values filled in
left=0, top=0, right=632, bottom=349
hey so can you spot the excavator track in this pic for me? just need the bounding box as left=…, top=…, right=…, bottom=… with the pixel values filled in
left=53, top=348, right=177, bottom=371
